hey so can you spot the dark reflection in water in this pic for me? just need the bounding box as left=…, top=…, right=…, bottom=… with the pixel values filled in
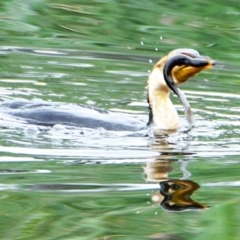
left=145, top=155, right=207, bottom=212
left=159, top=180, right=207, bottom=211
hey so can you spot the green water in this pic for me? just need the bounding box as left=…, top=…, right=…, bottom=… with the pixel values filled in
left=0, top=1, right=240, bottom=239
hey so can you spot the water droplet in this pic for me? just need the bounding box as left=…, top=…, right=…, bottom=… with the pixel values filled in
left=25, top=125, right=40, bottom=135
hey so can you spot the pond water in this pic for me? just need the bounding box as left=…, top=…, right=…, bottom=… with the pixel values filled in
left=0, top=0, right=240, bottom=239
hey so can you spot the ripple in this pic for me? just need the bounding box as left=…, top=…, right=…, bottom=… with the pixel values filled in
left=0, top=147, right=159, bottom=159
left=0, top=157, right=44, bottom=162
left=0, top=183, right=159, bottom=192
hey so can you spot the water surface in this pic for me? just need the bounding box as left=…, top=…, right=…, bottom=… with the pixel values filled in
left=0, top=1, right=240, bottom=239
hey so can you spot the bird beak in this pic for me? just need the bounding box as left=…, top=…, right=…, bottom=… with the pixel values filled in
left=173, top=57, right=215, bottom=84
left=163, top=54, right=215, bottom=98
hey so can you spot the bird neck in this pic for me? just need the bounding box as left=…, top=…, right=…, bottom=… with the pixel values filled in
left=147, top=67, right=179, bottom=131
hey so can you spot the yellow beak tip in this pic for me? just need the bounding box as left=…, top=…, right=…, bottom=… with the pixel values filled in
left=205, top=59, right=216, bottom=69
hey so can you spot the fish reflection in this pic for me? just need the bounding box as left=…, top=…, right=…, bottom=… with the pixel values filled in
left=144, top=157, right=208, bottom=211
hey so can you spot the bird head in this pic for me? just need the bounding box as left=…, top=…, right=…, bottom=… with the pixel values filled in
left=155, top=48, right=215, bottom=86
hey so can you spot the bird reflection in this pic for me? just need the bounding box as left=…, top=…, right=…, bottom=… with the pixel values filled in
left=158, top=179, right=206, bottom=211
left=144, top=156, right=208, bottom=211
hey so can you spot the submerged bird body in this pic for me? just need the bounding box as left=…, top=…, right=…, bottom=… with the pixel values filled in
left=0, top=99, right=146, bottom=131
left=0, top=49, right=214, bottom=133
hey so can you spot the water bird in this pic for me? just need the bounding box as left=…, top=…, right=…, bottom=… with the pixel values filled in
left=0, top=48, right=214, bottom=133
left=147, top=48, right=214, bottom=134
